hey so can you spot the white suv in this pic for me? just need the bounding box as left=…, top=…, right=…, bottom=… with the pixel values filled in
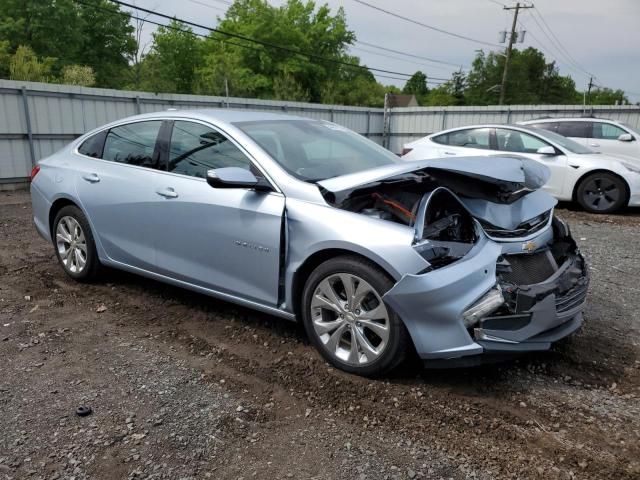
left=519, top=117, right=640, bottom=160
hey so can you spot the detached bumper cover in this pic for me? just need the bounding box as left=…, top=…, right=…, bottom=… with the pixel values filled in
left=383, top=225, right=589, bottom=362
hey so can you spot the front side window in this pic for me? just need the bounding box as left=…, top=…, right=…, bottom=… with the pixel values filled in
left=556, top=121, right=590, bottom=138
left=102, top=121, right=162, bottom=168
left=593, top=122, right=627, bottom=140
left=168, top=121, right=252, bottom=178
left=496, top=128, right=549, bottom=153
left=448, top=128, right=491, bottom=149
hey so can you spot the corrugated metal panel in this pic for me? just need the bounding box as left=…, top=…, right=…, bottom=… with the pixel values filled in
left=2, top=79, right=640, bottom=180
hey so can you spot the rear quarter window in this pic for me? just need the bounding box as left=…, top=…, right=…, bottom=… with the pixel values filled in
left=77, top=130, right=107, bottom=158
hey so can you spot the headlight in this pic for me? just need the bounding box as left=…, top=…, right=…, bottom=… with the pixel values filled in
left=621, top=162, right=640, bottom=174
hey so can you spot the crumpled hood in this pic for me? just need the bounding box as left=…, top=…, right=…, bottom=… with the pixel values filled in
left=318, top=156, right=550, bottom=194
left=318, top=156, right=556, bottom=231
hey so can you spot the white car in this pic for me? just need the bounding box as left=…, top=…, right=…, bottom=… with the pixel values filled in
left=519, top=117, right=640, bottom=160
left=402, top=124, right=640, bottom=213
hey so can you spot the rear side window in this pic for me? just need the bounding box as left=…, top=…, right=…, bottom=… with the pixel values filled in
left=593, top=122, right=627, bottom=140
left=556, top=121, right=590, bottom=138
left=78, top=130, right=107, bottom=158
left=168, top=121, right=252, bottom=178
left=431, top=133, right=449, bottom=145
left=448, top=128, right=491, bottom=149
left=102, top=121, right=163, bottom=168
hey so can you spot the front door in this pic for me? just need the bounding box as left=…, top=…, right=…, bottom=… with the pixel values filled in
left=152, top=120, right=285, bottom=306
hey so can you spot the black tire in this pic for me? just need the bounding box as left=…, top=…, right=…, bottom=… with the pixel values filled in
left=301, top=255, right=410, bottom=377
left=52, top=205, right=101, bottom=281
left=576, top=172, right=628, bottom=214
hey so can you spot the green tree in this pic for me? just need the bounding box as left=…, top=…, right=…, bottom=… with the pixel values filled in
left=9, top=45, right=54, bottom=82
left=465, top=48, right=578, bottom=105
left=198, top=0, right=355, bottom=101
left=138, top=20, right=202, bottom=94
left=588, top=87, right=628, bottom=105
left=61, top=65, right=96, bottom=86
left=0, top=0, right=135, bottom=88
left=402, top=70, right=429, bottom=101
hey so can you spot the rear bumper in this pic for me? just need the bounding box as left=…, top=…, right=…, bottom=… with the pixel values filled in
left=384, top=219, right=588, bottom=364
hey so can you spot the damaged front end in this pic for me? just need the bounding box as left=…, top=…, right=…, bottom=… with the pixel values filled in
left=318, top=157, right=589, bottom=366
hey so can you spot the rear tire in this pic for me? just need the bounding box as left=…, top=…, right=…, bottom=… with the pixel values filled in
left=52, top=205, right=101, bottom=282
left=301, top=255, right=410, bottom=377
left=576, top=172, right=627, bottom=213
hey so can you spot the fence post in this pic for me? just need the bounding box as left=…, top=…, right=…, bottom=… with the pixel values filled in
left=506, top=106, right=512, bottom=124
left=134, top=96, right=142, bottom=114
left=441, top=108, right=447, bottom=130
left=366, top=110, right=371, bottom=138
left=21, top=86, right=36, bottom=167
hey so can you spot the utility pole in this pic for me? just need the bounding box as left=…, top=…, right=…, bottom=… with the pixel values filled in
left=499, top=2, right=533, bottom=105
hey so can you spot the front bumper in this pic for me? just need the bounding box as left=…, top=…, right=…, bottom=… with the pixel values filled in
left=383, top=220, right=588, bottom=364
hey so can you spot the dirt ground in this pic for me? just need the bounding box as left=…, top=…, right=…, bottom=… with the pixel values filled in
left=0, top=191, right=638, bottom=480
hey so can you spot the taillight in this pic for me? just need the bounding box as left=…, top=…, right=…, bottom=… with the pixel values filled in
left=401, top=147, right=413, bottom=156
left=30, top=165, right=40, bottom=181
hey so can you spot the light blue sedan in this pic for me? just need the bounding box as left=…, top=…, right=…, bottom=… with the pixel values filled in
left=30, top=110, right=589, bottom=376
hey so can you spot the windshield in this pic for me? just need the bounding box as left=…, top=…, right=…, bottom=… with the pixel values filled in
left=234, top=120, right=399, bottom=181
left=525, top=127, right=594, bottom=154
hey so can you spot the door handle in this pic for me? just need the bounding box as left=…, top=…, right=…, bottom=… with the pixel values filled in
left=589, top=143, right=600, bottom=147
left=156, top=187, right=178, bottom=199
left=443, top=151, right=456, bottom=155
left=82, top=173, right=100, bottom=183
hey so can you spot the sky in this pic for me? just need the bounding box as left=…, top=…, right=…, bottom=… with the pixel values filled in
left=129, top=0, right=640, bottom=102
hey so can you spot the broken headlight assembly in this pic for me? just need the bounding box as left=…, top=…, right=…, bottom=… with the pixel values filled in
left=412, top=188, right=478, bottom=271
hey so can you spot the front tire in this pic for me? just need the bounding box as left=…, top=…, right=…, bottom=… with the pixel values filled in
left=576, top=172, right=627, bottom=213
left=53, top=205, right=101, bottom=281
left=301, top=256, right=410, bottom=377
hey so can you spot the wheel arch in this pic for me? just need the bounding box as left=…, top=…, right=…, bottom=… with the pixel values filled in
left=571, top=169, right=630, bottom=204
left=290, top=248, right=398, bottom=319
left=48, top=197, right=81, bottom=238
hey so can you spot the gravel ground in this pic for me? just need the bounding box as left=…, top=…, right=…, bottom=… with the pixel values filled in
left=0, top=191, right=638, bottom=480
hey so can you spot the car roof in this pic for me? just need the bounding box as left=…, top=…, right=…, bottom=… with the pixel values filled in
left=427, top=124, right=541, bottom=136
left=519, top=117, right=622, bottom=125
left=125, top=108, right=314, bottom=124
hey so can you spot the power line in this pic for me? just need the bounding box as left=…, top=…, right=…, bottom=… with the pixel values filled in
left=102, top=0, right=429, bottom=79
left=350, top=0, right=502, bottom=48
left=532, top=7, right=593, bottom=77
left=526, top=8, right=594, bottom=79
left=350, top=46, right=455, bottom=79
left=356, top=40, right=464, bottom=69
left=184, top=0, right=227, bottom=12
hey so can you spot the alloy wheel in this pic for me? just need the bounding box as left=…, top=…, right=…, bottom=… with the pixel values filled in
left=310, top=273, right=390, bottom=366
left=582, top=176, right=621, bottom=211
left=56, top=216, right=88, bottom=274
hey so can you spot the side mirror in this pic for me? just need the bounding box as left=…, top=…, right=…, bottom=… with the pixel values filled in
left=536, top=145, right=557, bottom=155
left=618, top=133, right=634, bottom=142
left=206, top=167, right=272, bottom=191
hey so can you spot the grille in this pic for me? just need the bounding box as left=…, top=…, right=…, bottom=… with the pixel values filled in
left=556, top=283, right=588, bottom=313
left=482, top=211, right=551, bottom=239
left=501, top=252, right=556, bottom=285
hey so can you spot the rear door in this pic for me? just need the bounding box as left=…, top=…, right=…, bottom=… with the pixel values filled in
left=152, top=120, right=285, bottom=306
left=494, top=128, right=568, bottom=197
left=75, top=120, right=164, bottom=271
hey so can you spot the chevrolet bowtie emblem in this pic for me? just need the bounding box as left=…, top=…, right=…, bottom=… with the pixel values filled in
left=521, top=241, right=537, bottom=253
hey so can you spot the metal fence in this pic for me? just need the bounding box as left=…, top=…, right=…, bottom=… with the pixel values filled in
left=2, top=79, right=640, bottom=187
